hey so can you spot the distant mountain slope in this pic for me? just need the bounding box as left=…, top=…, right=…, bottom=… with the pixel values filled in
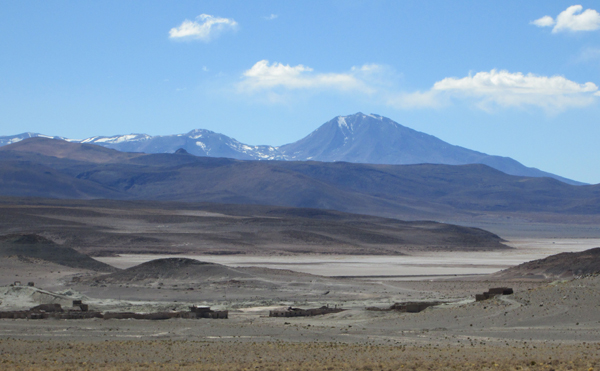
left=0, top=130, right=281, bottom=160
left=0, top=113, right=583, bottom=185
left=0, top=138, right=598, bottom=221
left=80, top=129, right=282, bottom=160
left=0, top=136, right=142, bottom=163
left=0, top=132, right=67, bottom=146
left=278, top=113, right=583, bottom=185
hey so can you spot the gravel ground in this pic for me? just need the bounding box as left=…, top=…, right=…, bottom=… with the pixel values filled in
left=0, top=339, right=598, bottom=370
left=2, top=244, right=600, bottom=369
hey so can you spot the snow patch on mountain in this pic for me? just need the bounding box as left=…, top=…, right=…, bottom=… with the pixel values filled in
left=195, top=141, right=207, bottom=151
left=0, top=133, right=66, bottom=146
left=83, top=134, right=151, bottom=144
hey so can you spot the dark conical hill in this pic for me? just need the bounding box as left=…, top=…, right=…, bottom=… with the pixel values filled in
left=93, top=258, right=252, bottom=283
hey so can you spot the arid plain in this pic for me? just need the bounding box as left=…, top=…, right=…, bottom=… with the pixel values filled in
left=1, top=199, right=600, bottom=370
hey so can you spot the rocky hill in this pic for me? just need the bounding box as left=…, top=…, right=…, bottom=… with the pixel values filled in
left=493, top=247, right=600, bottom=279
left=0, top=234, right=117, bottom=272
left=89, top=258, right=319, bottom=285
left=91, top=258, right=245, bottom=283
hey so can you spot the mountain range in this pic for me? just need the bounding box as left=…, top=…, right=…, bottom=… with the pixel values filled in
left=0, top=113, right=582, bottom=185
left=0, top=137, right=598, bottom=221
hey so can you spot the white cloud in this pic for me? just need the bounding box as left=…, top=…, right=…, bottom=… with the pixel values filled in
left=433, top=70, right=597, bottom=94
left=531, top=5, right=600, bottom=33
left=531, top=15, right=555, bottom=27
left=237, top=60, right=377, bottom=93
left=387, top=70, right=599, bottom=112
left=264, top=14, right=278, bottom=20
left=554, top=5, right=600, bottom=32
left=169, top=14, right=238, bottom=41
left=433, top=69, right=598, bottom=111
left=236, top=62, right=599, bottom=112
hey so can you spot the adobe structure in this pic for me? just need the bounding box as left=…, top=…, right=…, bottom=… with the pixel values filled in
left=367, top=301, right=441, bottom=313
left=390, top=301, right=441, bottom=313
left=0, top=301, right=102, bottom=320
left=0, top=302, right=227, bottom=320
left=104, top=306, right=227, bottom=320
left=476, top=287, right=514, bottom=301
left=269, top=306, right=345, bottom=317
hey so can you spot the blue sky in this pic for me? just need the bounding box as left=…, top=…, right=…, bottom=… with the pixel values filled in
left=1, top=1, right=600, bottom=183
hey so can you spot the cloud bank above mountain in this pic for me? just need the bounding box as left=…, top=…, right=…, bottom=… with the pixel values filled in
left=237, top=60, right=382, bottom=94
left=237, top=61, right=599, bottom=113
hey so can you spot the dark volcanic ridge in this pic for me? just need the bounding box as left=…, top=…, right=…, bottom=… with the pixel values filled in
left=493, top=247, right=600, bottom=279
left=0, top=234, right=117, bottom=272
left=0, top=199, right=510, bottom=256
left=95, top=258, right=245, bottom=283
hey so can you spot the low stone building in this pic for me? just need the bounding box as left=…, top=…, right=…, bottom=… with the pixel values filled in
left=476, top=287, right=514, bottom=301
left=269, top=306, right=344, bottom=317
left=0, top=303, right=226, bottom=320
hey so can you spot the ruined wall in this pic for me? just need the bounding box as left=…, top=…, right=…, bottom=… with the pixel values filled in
left=269, top=307, right=344, bottom=318
left=1, top=308, right=227, bottom=320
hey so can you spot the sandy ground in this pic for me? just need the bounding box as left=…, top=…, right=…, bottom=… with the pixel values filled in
left=1, top=339, right=598, bottom=370
left=2, top=274, right=599, bottom=343
left=2, top=238, right=600, bottom=369
left=1, top=276, right=600, bottom=369
left=0, top=256, right=96, bottom=287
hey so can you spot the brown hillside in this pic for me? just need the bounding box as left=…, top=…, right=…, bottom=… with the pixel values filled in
left=493, top=247, right=600, bottom=279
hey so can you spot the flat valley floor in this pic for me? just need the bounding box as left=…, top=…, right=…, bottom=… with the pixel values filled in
left=94, top=238, right=600, bottom=276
